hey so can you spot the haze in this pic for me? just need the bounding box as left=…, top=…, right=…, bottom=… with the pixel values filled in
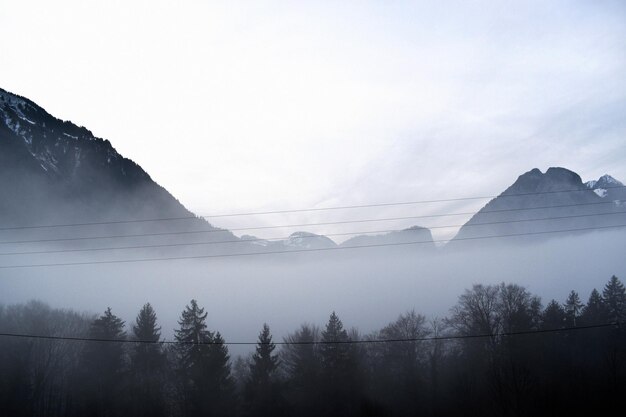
left=1, top=0, right=625, bottom=242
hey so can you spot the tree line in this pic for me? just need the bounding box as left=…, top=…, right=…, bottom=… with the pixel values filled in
left=1, top=275, right=625, bottom=417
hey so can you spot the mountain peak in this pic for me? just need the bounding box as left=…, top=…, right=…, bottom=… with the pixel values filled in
left=585, top=174, right=625, bottom=199
left=452, top=167, right=625, bottom=245
left=0, top=86, right=216, bottom=229
left=597, top=174, right=622, bottom=187
left=544, top=167, right=583, bottom=183
left=506, top=167, right=584, bottom=195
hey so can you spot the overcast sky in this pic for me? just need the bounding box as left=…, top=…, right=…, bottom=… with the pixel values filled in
left=1, top=0, right=625, bottom=241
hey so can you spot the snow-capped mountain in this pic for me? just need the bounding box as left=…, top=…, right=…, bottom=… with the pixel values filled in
left=0, top=87, right=242, bottom=254
left=240, top=232, right=337, bottom=250
left=451, top=167, right=626, bottom=245
left=1, top=88, right=189, bottom=223
left=585, top=174, right=626, bottom=201
left=282, top=232, right=337, bottom=250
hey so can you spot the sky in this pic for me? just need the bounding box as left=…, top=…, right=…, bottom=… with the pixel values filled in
left=1, top=0, right=625, bottom=241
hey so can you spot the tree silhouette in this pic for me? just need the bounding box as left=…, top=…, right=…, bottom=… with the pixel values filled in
left=319, top=312, right=360, bottom=416
left=174, top=300, right=234, bottom=417
left=581, top=289, right=608, bottom=325
left=129, top=303, right=167, bottom=417
left=244, top=324, right=283, bottom=416
left=603, top=276, right=626, bottom=323
left=565, top=290, right=584, bottom=326
left=77, top=307, right=126, bottom=417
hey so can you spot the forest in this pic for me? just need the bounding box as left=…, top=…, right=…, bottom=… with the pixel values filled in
left=1, top=275, right=625, bottom=417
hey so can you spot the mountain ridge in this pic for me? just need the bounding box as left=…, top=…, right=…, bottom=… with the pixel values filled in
left=0, top=87, right=249, bottom=259
left=2, top=88, right=624, bottom=257
left=451, top=167, right=625, bottom=245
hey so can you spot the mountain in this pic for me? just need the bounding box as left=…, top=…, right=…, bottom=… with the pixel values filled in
left=0, top=87, right=243, bottom=256
left=4, top=88, right=620, bottom=259
left=585, top=174, right=626, bottom=201
left=241, top=232, right=337, bottom=250
left=241, top=227, right=437, bottom=252
left=0, top=88, right=193, bottom=223
left=341, top=226, right=434, bottom=249
left=0, top=87, right=438, bottom=260
left=451, top=167, right=626, bottom=244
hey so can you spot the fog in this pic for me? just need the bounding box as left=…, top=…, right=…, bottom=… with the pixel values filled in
left=2, top=228, right=624, bottom=355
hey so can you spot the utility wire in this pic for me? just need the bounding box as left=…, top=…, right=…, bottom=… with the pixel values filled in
left=0, top=322, right=618, bottom=345
left=1, top=210, right=624, bottom=257
left=0, top=185, right=623, bottom=231
left=1, top=223, right=625, bottom=269
left=0, top=200, right=619, bottom=246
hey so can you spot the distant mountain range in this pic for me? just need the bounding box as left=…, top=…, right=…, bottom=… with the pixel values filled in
left=451, top=167, right=625, bottom=245
left=1, top=87, right=624, bottom=257
left=242, top=227, right=435, bottom=251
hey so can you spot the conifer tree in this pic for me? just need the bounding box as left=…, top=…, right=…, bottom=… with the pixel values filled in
left=565, top=291, right=584, bottom=326
left=603, top=275, right=626, bottom=323
left=205, top=332, right=235, bottom=417
left=132, top=303, right=165, bottom=368
left=175, top=299, right=213, bottom=367
left=244, top=324, right=281, bottom=417
left=250, top=324, right=279, bottom=383
left=281, top=324, right=321, bottom=417
left=129, top=303, right=167, bottom=417
left=320, top=311, right=351, bottom=376
left=319, top=312, right=360, bottom=416
left=581, top=289, right=608, bottom=325
left=174, top=300, right=212, bottom=416
left=542, top=300, right=566, bottom=329
left=174, top=300, right=233, bottom=417
left=78, top=307, right=126, bottom=417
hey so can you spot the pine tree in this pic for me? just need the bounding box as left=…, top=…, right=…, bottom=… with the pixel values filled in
left=132, top=303, right=165, bottom=369
left=175, top=299, right=213, bottom=371
left=205, top=332, right=235, bottom=417
left=174, top=300, right=233, bottom=417
left=77, top=307, right=126, bottom=417
left=581, top=289, right=608, bottom=325
left=542, top=300, right=566, bottom=329
left=319, top=312, right=360, bottom=416
left=250, top=324, right=279, bottom=384
left=565, top=290, right=584, bottom=326
left=281, top=324, right=321, bottom=417
left=244, top=324, right=281, bottom=417
left=175, top=300, right=212, bottom=416
left=603, top=275, right=626, bottom=323
left=129, top=303, right=167, bottom=417
left=320, top=311, right=351, bottom=376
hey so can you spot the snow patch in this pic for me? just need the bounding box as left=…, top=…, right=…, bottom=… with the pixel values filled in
left=594, top=188, right=607, bottom=198
left=18, top=115, right=35, bottom=125
left=599, top=174, right=620, bottom=185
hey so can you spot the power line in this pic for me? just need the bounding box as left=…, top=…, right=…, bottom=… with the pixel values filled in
left=0, top=185, right=623, bottom=231
left=0, top=200, right=619, bottom=246
left=0, top=322, right=618, bottom=346
left=1, top=223, right=625, bottom=269
left=1, top=210, right=624, bottom=257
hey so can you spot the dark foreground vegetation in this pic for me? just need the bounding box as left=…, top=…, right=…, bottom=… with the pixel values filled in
left=1, top=276, right=625, bottom=417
